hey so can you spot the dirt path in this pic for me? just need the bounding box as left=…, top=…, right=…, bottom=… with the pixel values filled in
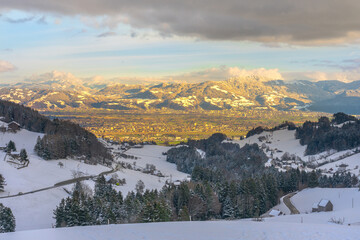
left=0, top=166, right=118, bottom=199
left=283, top=192, right=300, bottom=214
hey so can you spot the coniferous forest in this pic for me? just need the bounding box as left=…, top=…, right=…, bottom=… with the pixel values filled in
left=0, top=100, right=112, bottom=164
left=296, top=113, right=360, bottom=155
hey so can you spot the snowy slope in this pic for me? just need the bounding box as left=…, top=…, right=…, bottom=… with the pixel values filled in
left=0, top=127, right=190, bottom=231
left=318, top=153, right=360, bottom=175
left=291, top=188, right=360, bottom=214
left=267, top=188, right=360, bottom=226
left=1, top=220, right=359, bottom=240
left=231, top=128, right=360, bottom=175
left=0, top=188, right=69, bottom=230
left=0, top=128, right=111, bottom=194
left=121, top=145, right=189, bottom=181
left=233, top=129, right=306, bottom=159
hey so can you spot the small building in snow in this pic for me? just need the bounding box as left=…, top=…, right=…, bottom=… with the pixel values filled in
left=269, top=209, right=281, bottom=217
left=8, top=121, right=21, bottom=132
left=312, top=199, right=333, bottom=212
left=337, top=164, right=348, bottom=173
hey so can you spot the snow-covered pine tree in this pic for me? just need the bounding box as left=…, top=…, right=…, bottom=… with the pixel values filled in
left=0, top=203, right=15, bottom=233
left=222, top=196, right=235, bottom=219
left=6, top=140, right=16, bottom=153
left=54, top=198, right=66, bottom=228
left=20, top=149, right=28, bottom=162
left=0, top=174, right=5, bottom=192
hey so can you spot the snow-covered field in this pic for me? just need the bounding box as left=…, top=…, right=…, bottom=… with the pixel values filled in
left=1, top=124, right=360, bottom=237
left=267, top=188, right=360, bottom=226
left=124, top=145, right=189, bottom=182
left=0, top=125, right=190, bottom=231
left=231, top=128, right=360, bottom=175
left=233, top=129, right=306, bottom=159
left=1, top=220, right=359, bottom=240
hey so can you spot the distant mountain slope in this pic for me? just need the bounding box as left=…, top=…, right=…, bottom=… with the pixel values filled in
left=2, top=73, right=360, bottom=113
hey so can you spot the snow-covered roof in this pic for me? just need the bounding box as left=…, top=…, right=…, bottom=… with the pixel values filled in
left=269, top=209, right=281, bottom=216
left=318, top=199, right=330, bottom=207
left=9, top=121, right=20, bottom=126
left=173, top=180, right=181, bottom=186
left=312, top=203, right=319, bottom=209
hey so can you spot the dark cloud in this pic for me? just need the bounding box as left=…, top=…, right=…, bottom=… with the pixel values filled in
left=96, top=31, right=117, bottom=37
left=36, top=16, right=47, bottom=24
left=3, top=16, right=34, bottom=23
left=2, top=0, right=360, bottom=44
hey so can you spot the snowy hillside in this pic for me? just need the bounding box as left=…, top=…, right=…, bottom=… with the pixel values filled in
left=231, top=128, right=360, bottom=176
left=0, top=219, right=359, bottom=240
left=0, top=125, right=189, bottom=231
left=267, top=188, right=360, bottom=225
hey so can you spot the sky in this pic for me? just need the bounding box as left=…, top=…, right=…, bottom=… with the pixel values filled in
left=1, top=1, right=360, bottom=84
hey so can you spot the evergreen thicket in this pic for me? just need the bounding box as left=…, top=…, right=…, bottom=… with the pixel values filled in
left=296, top=113, right=360, bottom=155
left=167, top=133, right=267, bottom=179
left=54, top=168, right=357, bottom=228
left=0, top=100, right=111, bottom=163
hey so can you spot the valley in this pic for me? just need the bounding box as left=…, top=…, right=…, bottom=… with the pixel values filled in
left=47, top=109, right=322, bottom=143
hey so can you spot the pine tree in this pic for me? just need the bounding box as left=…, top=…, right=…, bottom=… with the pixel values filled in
left=0, top=174, right=5, bottom=192
left=222, top=196, right=234, bottom=219
left=6, top=140, right=16, bottom=153
left=20, top=149, right=28, bottom=162
left=0, top=203, right=15, bottom=233
left=308, top=171, right=318, bottom=188
left=178, top=206, right=190, bottom=221
left=135, top=180, right=145, bottom=194
left=54, top=199, right=66, bottom=228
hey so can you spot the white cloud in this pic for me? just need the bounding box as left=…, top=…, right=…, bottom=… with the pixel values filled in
left=0, top=60, right=16, bottom=73
left=166, top=66, right=284, bottom=83
left=97, top=31, right=117, bottom=38
left=283, top=69, right=360, bottom=83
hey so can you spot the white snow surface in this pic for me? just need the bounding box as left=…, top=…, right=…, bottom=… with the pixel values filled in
left=1, top=220, right=359, bottom=240
left=121, top=145, right=189, bottom=182
left=0, top=127, right=188, bottom=231
left=267, top=188, right=360, bottom=226
left=233, top=129, right=306, bottom=159
left=291, top=188, right=360, bottom=214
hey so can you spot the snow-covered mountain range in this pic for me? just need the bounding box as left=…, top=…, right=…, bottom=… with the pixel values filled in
left=2, top=71, right=360, bottom=114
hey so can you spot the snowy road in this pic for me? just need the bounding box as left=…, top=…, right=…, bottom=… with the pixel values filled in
left=283, top=192, right=300, bottom=214
left=0, top=167, right=117, bottom=199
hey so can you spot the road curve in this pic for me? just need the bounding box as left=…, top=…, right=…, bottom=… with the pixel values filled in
left=282, top=192, right=300, bottom=214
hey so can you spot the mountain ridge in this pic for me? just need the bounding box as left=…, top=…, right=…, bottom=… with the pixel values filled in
left=2, top=73, right=360, bottom=114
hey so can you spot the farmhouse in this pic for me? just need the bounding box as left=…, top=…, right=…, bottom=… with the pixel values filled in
left=8, top=121, right=21, bottom=132
left=337, top=163, right=348, bottom=173
left=312, top=199, right=333, bottom=212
